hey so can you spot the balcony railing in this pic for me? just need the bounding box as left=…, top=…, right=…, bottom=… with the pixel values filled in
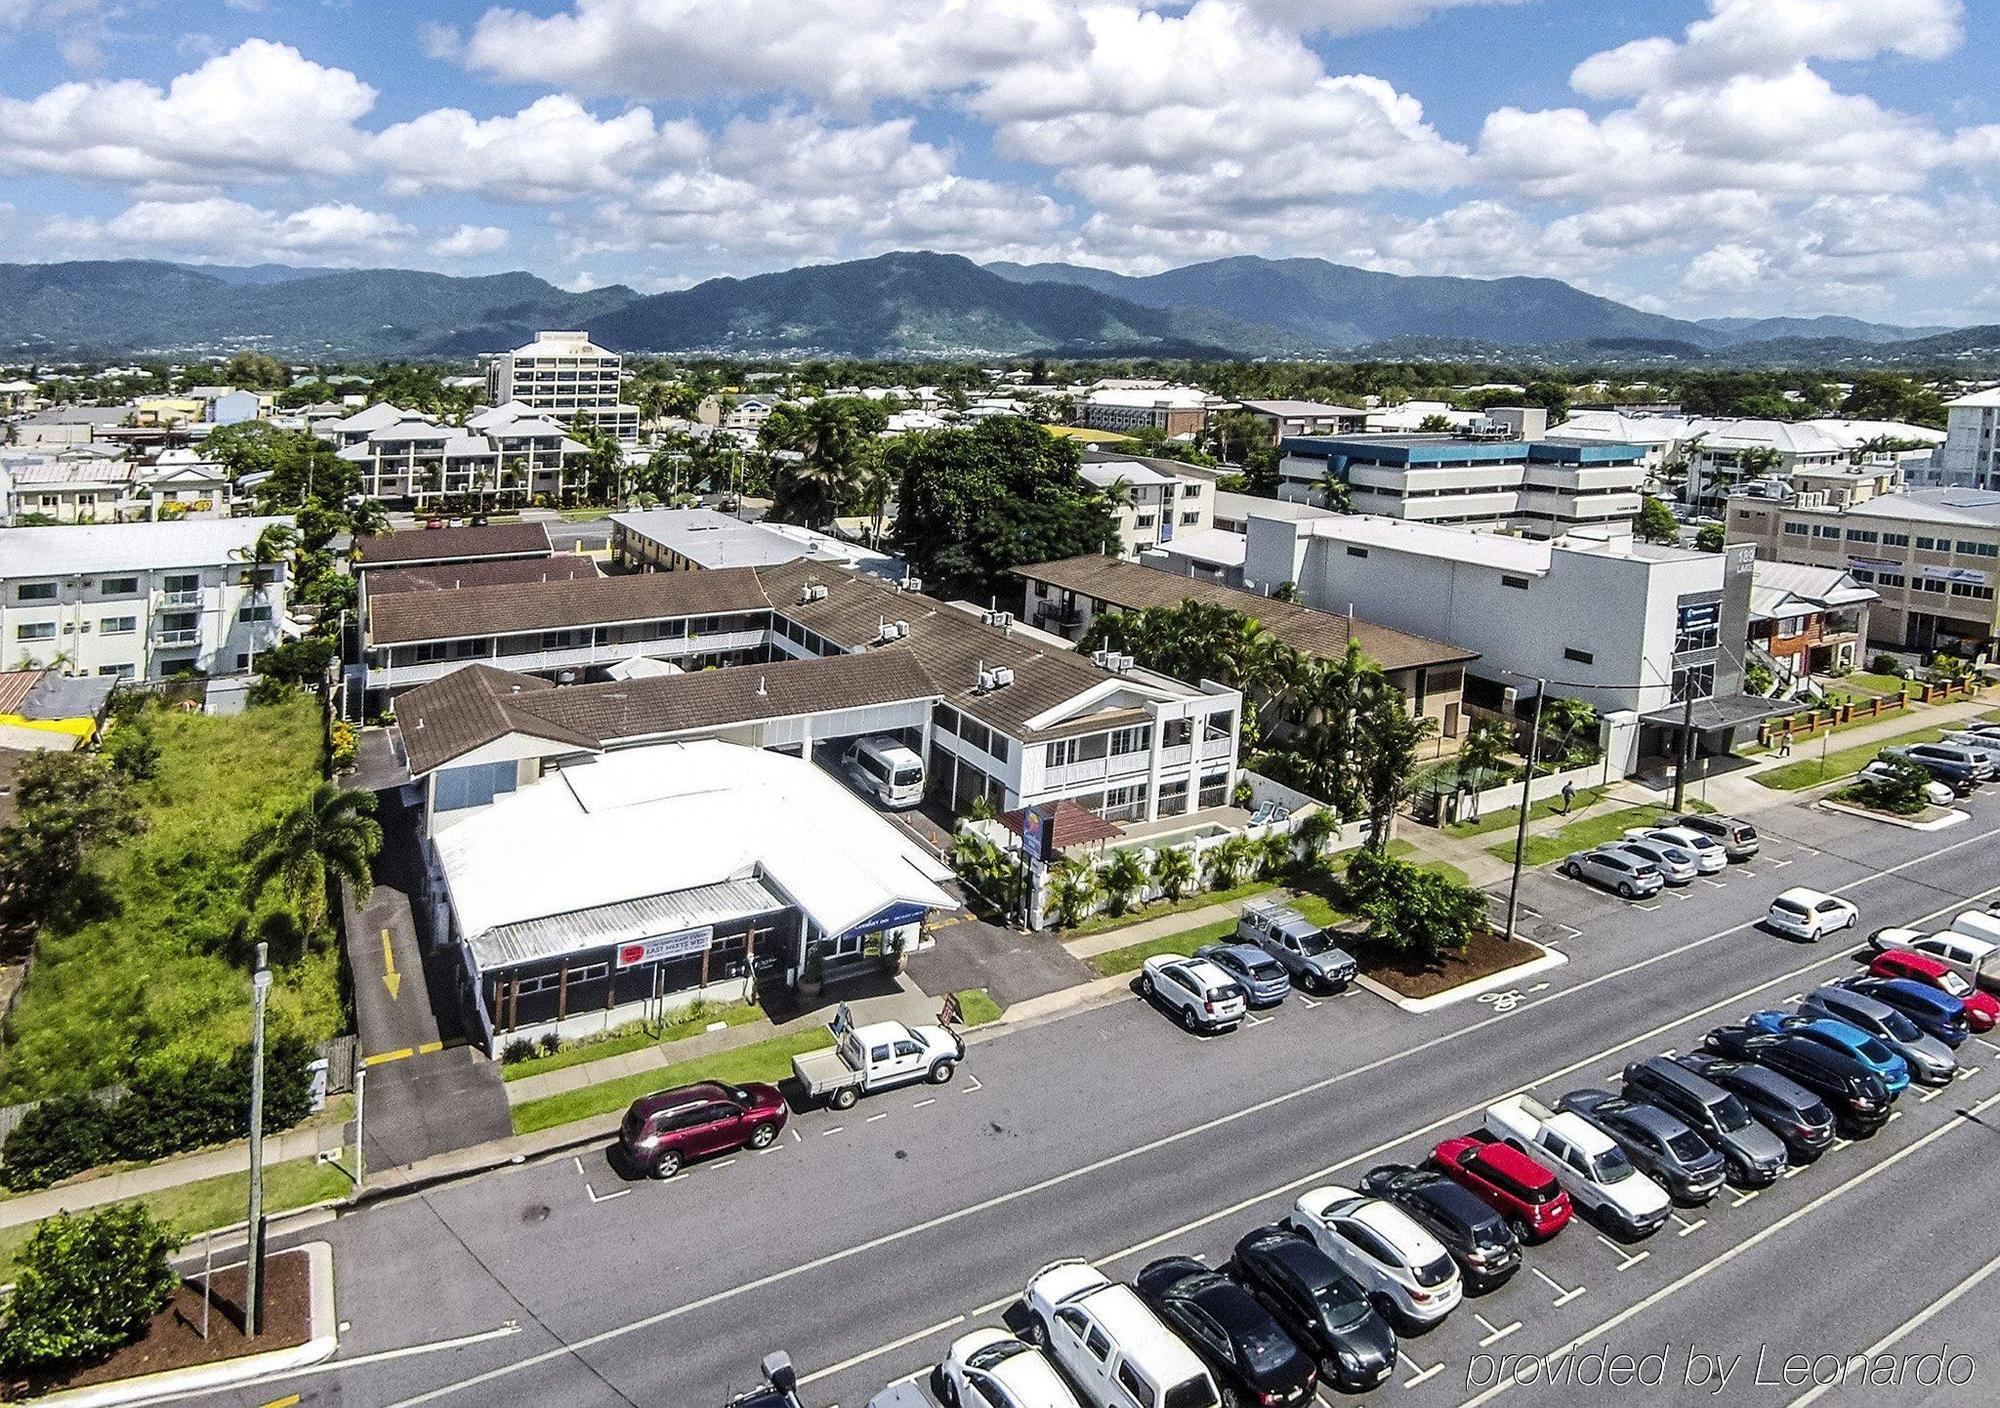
left=154, top=628, right=198, bottom=647
left=159, top=590, right=201, bottom=607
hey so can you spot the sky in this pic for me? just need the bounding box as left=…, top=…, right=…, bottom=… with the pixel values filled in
left=3, top=0, right=1999, bottom=325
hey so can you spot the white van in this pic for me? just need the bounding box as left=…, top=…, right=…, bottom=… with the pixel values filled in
left=1950, top=909, right=2000, bottom=948
left=1024, top=1261, right=1221, bottom=1408
left=841, top=735, right=924, bottom=810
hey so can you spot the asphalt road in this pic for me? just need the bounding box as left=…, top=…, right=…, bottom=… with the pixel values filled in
left=185, top=792, right=2000, bottom=1408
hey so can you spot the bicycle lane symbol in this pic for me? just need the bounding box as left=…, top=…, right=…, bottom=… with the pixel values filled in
left=1478, top=989, right=1525, bottom=1013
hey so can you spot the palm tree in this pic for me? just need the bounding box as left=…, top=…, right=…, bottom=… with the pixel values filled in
left=1293, top=807, right=1339, bottom=863
left=1046, top=855, right=1101, bottom=928
left=245, top=783, right=381, bottom=938
left=1100, top=849, right=1150, bottom=916
left=232, top=522, right=297, bottom=673
left=1207, top=835, right=1255, bottom=890
left=1149, top=845, right=1197, bottom=902
left=347, top=499, right=390, bottom=540
left=1256, top=828, right=1295, bottom=878
left=1457, top=717, right=1510, bottom=799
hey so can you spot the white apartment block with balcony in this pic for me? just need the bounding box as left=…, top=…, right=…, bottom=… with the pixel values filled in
left=0, top=517, right=292, bottom=679
left=1079, top=458, right=1214, bottom=558
left=332, top=406, right=589, bottom=505
left=483, top=331, right=641, bottom=445
left=1927, top=388, right=2000, bottom=491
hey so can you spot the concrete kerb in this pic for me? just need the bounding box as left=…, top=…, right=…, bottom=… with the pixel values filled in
left=24, top=1241, right=337, bottom=1408
left=1817, top=800, right=1972, bottom=833
left=1353, top=939, right=1568, bottom=1016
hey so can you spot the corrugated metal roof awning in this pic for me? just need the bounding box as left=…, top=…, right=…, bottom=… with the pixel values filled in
left=467, top=876, right=787, bottom=972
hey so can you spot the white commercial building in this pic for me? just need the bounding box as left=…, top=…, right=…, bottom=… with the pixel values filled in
left=483, top=331, right=641, bottom=445
left=1930, top=387, right=2000, bottom=491
left=330, top=403, right=590, bottom=506
left=1079, top=458, right=1214, bottom=559
left=0, top=516, right=293, bottom=679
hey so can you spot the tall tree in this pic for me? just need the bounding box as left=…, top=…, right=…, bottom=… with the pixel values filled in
left=244, top=783, right=381, bottom=939
left=1635, top=494, right=1680, bottom=544
left=0, top=753, right=142, bottom=941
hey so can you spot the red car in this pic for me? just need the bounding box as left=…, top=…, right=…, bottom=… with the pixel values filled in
left=616, top=1080, right=789, bottom=1178
left=1430, top=1135, right=1573, bottom=1242
left=1868, top=950, right=1998, bottom=1032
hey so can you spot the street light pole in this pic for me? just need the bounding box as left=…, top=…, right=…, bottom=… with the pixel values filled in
left=244, top=941, right=272, bottom=1338
left=1503, top=680, right=1547, bottom=943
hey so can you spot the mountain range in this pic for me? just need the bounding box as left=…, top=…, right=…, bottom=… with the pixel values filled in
left=0, top=251, right=1978, bottom=366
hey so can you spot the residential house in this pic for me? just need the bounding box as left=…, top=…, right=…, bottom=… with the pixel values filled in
left=1078, top=458, right=1214, bottom=559
left=1, top=456, right=139, bottom=523
left=1746, top=561, right=1877, bottom=690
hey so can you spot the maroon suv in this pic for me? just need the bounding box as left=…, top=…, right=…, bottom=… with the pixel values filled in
left=617, top=1080, right=789, bottom=1178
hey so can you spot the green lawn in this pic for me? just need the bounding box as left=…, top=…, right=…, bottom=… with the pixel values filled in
left=1838, top=671, right=1913, bottom=697
left=501, top=1001, right=765, bottom=1081
left=511, top=1028, right=836, bottom=1135
left=956, top=988, right=1005, bottom=1026
left=1490, top=801, right=1723, bottom=867
left=1443, top=786, right=1609, bottom=839
left=1085, top=917, right=1240, bottom=977
left=1060, top=879, right=1278, bottom=939
left=0, top=1155, right=350, bottom=1284
left=0, top=697, right=339, bottom=1102
left=1754, top=721, right=1960, bottom=792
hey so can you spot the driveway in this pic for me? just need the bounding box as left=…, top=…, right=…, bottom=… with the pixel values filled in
left=906, top=914, right=1095, bottom=1010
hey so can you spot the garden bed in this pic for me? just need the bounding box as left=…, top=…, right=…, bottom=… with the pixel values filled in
left=1353, top=928, right=1550, bottom=1002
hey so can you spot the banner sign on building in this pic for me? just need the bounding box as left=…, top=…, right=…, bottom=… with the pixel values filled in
left=616, top=925, right=714, bottom=969
left=1921, top=565, right=1989, bottom=586
left=1021, top=804, right=1055, bottom=863
left=839, top=902, right=929, bottom=942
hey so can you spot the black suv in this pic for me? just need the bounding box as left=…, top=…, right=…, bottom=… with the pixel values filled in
left=1703, top=1027, right=1892, bottom=1135
left=1675, top=1052, right=1835, bottom=1161
left=1228, top=1225, right=1397, bottom=1394
left=1556, top=1088, right=1727, bottom=1203
left=1357, top=1163, right=1522, bottom=1291
left=1135, top=1256, right=1318, bottom=1407
left=1620, top=1057, right=1788, bottom=1185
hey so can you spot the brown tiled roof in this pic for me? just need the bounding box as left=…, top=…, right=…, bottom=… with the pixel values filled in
left=1012, top=556, right=1479, bottom=673
left=362, top=554, right=600, bottom=597
left=368, top=567, right=770, bottom=645
left=394, top=652, right=938, bottom=776
left=354, top=521, right=553, bottom=567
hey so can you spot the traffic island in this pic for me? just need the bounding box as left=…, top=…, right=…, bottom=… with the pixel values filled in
left=1352, top=929, right=1566, bottom=1014
left=1817, top=798, right=1970, bottom=832
left=17, top=1242, right=336, bottom=1408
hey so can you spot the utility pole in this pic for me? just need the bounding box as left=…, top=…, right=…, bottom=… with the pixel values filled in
left=1672, top=685, right=1696, bottom=811
left=1503, top=681, right=1547, bottom=943
left=244, top=942, right=272, bottom=1337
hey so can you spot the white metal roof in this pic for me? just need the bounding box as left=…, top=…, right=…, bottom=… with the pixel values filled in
left=434, top=740, right=956, bottom=955
left=1294, top=513, right=1556, bottom=574
left=0, top=515, right=293, bottom=580
left=1080, top=460, right=1179, bottom=489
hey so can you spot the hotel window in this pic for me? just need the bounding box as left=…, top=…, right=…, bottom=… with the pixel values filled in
left=15, top=582, right=56, bottom=602
left=1500, top=574, right=1529, bottom=589
left=1845, top=529, right=1877, bottom=543
left=99, top=616, right=136, bottom=635
left=1812, top=525, right=1841, bottom=539
left=1671, top=662, right=1716, bottom=702
left=1881, top=532, right=1909, bottom=547
left=1916, top=536, right=1948, bottom=551
left=1876, top=571, right=1906, bottom=587
left=239, top=602, right=273, bottom=623
left=15, top=622, right=54, bottom=641
left=1109, top=724, right=1151, bottom=756
left=1957, top=541, right=1999, bottom=558
left=1162, top=718, right=1193, bottom=748
left=412, top=641, right=449, bottom=663
left=1157, top=778, right=1190, bottom=815
left=1203, top=710, right=1234, bottom=742
left=1198, top=771, right=1231, bottom=809
left=1782, top=521, right=1810, bottom=537
left=100, top=576, right=139, bottom=595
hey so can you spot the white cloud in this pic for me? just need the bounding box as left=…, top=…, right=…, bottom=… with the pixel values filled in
left=429, top=224, right=511, bottom=258
left=0, top=40, right=375, bottom=189
left=45, top=197, right=414, bottom=265
left=371, top=95, right=703, bottom=202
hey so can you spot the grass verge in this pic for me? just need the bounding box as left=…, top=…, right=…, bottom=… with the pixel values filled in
left=511, top=1029, right=835, bottom=1136
left=1443, top=786, right=1608, bottom=839
left=956, top=989, right=1005, bottom=1026
left=1060, top=879, right=1278, bottom=939
left=0, top=1155, right=351, bottom=1284
left=1753, top=721, right=1961, bottom=792
left=501, top=1002, right=765, bottom=1081
left=1491, top=801, right=1724, bottom=867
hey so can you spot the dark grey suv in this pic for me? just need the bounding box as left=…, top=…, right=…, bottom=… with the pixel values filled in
left=1555, top=1089, right=1726, bottom=1204
left=1622, top=1056, right=1787, bottom=1185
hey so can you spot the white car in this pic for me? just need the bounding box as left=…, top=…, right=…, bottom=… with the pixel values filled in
left=1870, top=927, right=2000, bottom=993
left=1611, top=837, right=1699, bottom=885
left=1023, top=1261, right=1220, bottom=1408
left=1288, top=1186, right=1462, bottom=1328
left=1625, top=826, right=1727, bottom=874
left=941, top=1327, right=1081, bottom=1408
left=1139, top=956, right=1247, bottom=1033
left=1483, top=1095, right=1671, bottom=1239
left=1765, top=887, right=1859, bottom=941
left=1856, top=761, right=1954, bottom=808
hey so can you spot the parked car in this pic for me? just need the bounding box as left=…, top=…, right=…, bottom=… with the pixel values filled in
left=1837, top=975, right=1973, bottom=1048
left=1228, top=1225, right=1396, bottom=1394
left=1139, top=955, right=1248, bottom=1033
left=1357, top=1163, right=1522, bottom=1292
left=1856, top=760, right=1955, bottom=808
left=1868, top=928, right=2000, bottom=995
left=1800, top=985, right=1957, bottom=1085
left=1949, top=909, right=2000, bottom=948
left=1764, top=887, right=1859, bottom=942
left=1702, top=1027, right=1893, bottom=1135
left=1193, top=943, right=1293, bottom=1007
left=1624, top=826, right=1726, bottom=873
left=617, top=1080, right=789, bottom=1178
left=1560, top=846, right=1665, bottom=899
left=1671, top=813, right=1759, bottom=861
left=1133, top=1257, right=1317, bottom=1407
left=1885, top=744, right=1988, bottom=791
left=1609, top=837, right=1699, bottom=886
left=1023, top=1261, right=1222, bottom=1408
left=1556, top=1087, right=1729, bottom=1202
left=1906, top=740, right=1997, bottom=779
left=1288, top=1187, right=1463, bottom=1329
left=1865, top=948, right=1998, bottom=1031
left=792, top=1017, right=963, bottom=1111
left=1740, top=1011, right=1911, bottom=1094
left=1481, top=1096, right=1671, bottom=1238
left=1615, top=1058, right=1786, bottom=1186
left=1235, top=901, right=1357, bottom=993
left=1427, top=1135, right=1573, bottom=1242
left=1673, top=1053, right=1836, bottom=1162
left=941, top=1329, right=1081, bottom=1408
left=725, top=1353, right=808, bottom=1408
left=1940, top=734, right=2000, bottom=768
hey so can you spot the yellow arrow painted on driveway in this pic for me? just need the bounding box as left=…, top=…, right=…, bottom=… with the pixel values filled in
left=381, top=927, right=401, bottom=999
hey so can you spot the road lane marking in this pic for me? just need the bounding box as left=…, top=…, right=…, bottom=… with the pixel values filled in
left=381, top=860, right=2000, bottom=1408
left=363, top=1047, right=414, bottom=1066
left=382, top=928, right=402, bottom=999
left=796, top=1315, right=965, bottom=1387
left=971, top=1291, right=1016, bottom=1316
left=1785, top=1244, right=2000, bottom=1407
left=1475, top=1313, right=1521, bottom=1346
left=1460, top=1088, right=2000, bottom=1407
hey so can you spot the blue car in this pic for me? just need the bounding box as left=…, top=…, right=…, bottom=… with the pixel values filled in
left=1194, top=943, right=1293, bottom=1006
left=1837, top=977, right=1971, bottom=1048
left=1742, top=1010, right=1911, bottom=1095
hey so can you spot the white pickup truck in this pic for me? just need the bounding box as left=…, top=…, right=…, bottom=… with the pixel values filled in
left=1483, top=1094, right=1670, bottom=1238
left=791, top=1013, right=964, bottom=1110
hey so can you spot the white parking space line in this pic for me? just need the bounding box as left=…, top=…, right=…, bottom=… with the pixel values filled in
left=797, top=1315, right=966, bottom=1387
left=712, top=1158, right=737, bottom=1170
left=583, top=1182, right=630, bottom=1204
left=1699, top=877, right=1728, bottom=889
left=1785, top=1245, right=2000, bottom=1407
left=1977, top=1037, right=2000, bottom=1055
left=913, top=1098, right=937, bottom=1109
left=971, top=1291, right=1016, bottom=1317
left=1246, top=1013, right=1276, bottom=1027
left=1461, top=1089, right=2000, bottom=1408
left=1920, top=1083, right=1948, bottom=1103
left=1475, top=1313, right=1522, bottom=1346
left=1595, top=1234, right=1648, bottom=1270
left=867, top=1113, right=890, bottom=1123
left=1670, top=1212, right=1706, bottom=1236
left=1297, top=994, right=1322, bottom=1009
left=1729, top=1188, right=1761, bottom=1208
left=1530, top=1266, right=1587, bottom=1307
left=1401, top=1352, right=1445, bottom=1388
left=964, top=1074, right=983, bottom=1091
left=1781, top=1164, right=1806, bottom=1179
left=821, top=1126, right=845, bottom=1137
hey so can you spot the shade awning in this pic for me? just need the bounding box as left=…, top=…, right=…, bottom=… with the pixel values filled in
left=1641, top=694, right=1796, bottom=732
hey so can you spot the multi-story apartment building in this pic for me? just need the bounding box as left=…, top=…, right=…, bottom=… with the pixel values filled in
left=0, top=517, right=292, bottom=679
left=330, top=405, right=589, bottom=505
left=483, top=331, right=641, bottom=445
left=1236, top=400, right=1367, bottom=441
left=1079, top=457, right=1214, bottom=558
left=1078, top=386, right=1216, bottom=437
left=1277, top=434, right=1646, bottom=535
left=1726, top=487, right=2000, bottom=655
left=1, top=456, right=139, bottom=523
left=1931, top=388, right=2000, bottom=491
